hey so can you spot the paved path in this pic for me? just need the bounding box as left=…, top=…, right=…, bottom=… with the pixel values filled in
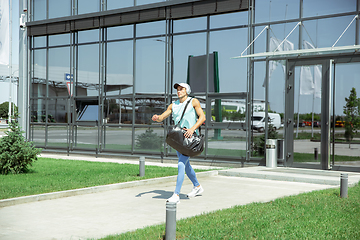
left=1, top=154, right=360, bottom=240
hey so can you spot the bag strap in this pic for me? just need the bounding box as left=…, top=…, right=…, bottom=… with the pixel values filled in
left=176, top=98, right=192, bottom=126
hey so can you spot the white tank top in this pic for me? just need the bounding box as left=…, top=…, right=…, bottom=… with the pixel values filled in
left=172, top=98, right=198, bottom=134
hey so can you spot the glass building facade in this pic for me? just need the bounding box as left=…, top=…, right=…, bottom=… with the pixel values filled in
left=20, top=0, right=360, bottom=170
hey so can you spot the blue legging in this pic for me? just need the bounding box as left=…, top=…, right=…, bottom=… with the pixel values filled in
left=174, top=151, right=200, bottom=195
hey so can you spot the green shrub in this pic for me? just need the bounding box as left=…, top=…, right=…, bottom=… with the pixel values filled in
left=0, top=114, right=42, bottom=174
left=135, top=128, right=163, bottom=150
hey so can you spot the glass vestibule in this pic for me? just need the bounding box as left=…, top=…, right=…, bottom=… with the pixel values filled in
left=284, top=56, right=360, bottom=171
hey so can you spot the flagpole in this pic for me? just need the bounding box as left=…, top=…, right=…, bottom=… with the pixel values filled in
left=8, top=0, right=12, bottom=123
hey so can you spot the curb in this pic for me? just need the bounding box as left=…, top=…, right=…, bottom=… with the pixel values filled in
left=0, top=170, right=218, bottom=208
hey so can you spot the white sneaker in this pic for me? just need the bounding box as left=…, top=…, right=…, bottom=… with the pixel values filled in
left=187, top=185, right=204, bottom=198
left=167, top=193, right=180, bottom=203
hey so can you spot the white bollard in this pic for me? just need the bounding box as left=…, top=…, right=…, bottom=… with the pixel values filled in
left=139, top=156, right=145, bottom=177
left=165, top=202, right=177, bottom=240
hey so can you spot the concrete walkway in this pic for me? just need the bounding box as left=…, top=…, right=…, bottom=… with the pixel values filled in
left=1, top=154, right=360, bottom=240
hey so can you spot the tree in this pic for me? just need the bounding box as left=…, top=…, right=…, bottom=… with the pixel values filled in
left=0, top=102, right=18, bottom=119
left=0, top=113, right=42, bottom=174
left=343, top=87, right=360, bottom=148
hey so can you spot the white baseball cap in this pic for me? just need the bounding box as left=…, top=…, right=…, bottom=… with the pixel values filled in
left=174, top=83, right=191, bottom=95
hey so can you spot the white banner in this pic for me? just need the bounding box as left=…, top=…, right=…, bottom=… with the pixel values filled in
left=299, top=41, right=322, bottom=98
left=263, top=37, right=294, bottom=87
left=0, top=0, right=9, bottom=65
left=299, top=65, right=314, bottom=95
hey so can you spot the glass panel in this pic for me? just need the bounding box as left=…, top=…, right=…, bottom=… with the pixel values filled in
left=74, top=126, right=98, bottom=149
left=136, top=21, right=166, bottom=37
left=32, top=49, right=46, bottom=98
left=104, top=97, right=133, bottom=124
left=77, top=44, right=99, bottom=97
left=48, top=47, right=70, bottom=98
left=136, top=0, right=165, bottom=5
left=134, top=127, right=164, bottom=153
left=33, top=0, right=46, bottom=21
left=106, top=41, right=133, bottom=96
left=103, top=126, right=132, bottom=151
left=293, top=66, right=322, bottom=164
left=48, top=99, right=69, bottom=123
left=33, top=36, right=46, bottom=48
left=47, top=126, right=69, bottom=148
left=30, top=125, right=45, bottom=146
left=173, top=33, right=206, bottom=90
left=210, top=29, right=248, bottom=93
left=252, top=62, right=267, bottom=157
left=107, top=0, right=133, bottom=10
left=332, top=63, right=360, bottom=168
left=210, top=12, right=248, bottom=29
left=270, top=23, right=299, bottom=51
left=135, top=38, right=165, bottom=93
left=303, top=0, right=356, bottom=18
left=30, top=98, right=46, bottom=123
left=135, top=97, right=166, bottom=125
left=107, top=25, right=133, bottom=40
left=49, top=0, right=71, bottom=19
left=254, top=0, right=299, bottom=24
left=78, top=0, right=100, bottom=15
left=75, top=99, right=99, bottom=121
left=302, top=16, right=356, bottom=49
left=49, top=34, right=70, bottom=46
left=78, top=29, right=99, bottom=44
left=173, top=17, right=207, bottom=33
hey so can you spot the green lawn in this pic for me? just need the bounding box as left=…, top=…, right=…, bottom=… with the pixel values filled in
left=100, top=183, right=360, bottom=240
left=0, top=157, right=181, bottom=200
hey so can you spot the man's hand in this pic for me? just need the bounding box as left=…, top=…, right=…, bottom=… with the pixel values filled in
left=183, top=128, right=194, bottom=138
left=152, top=114, right=160, bottom=122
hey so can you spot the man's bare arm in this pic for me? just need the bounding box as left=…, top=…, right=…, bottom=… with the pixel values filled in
left=152, top=103, right=172, bottom=122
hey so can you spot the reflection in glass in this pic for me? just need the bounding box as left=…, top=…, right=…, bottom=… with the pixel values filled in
left=134, top=127, right=164, bottom=152
left=30, top=98, right=46, bottom=123
left=49, top=34, right=70, bottom=46
left=107, top=25, right=133, bottom=40
left=33, top=0, right=46, bottom=21
left=136, top=21, right=166, bottom=37
left=135, top=97, right=166, bottom=125
left=48, top=47, right=70, bottom=98
left=33, top=36, right=46, bottom=48
left=49, top=0, right=71, bottom=19
left=78, top=29, right=99, bottom=44
left=303, top=0, right=356, bottom=18
left=333, top=63, right=360, bottom=161
left=47, top=126, right=69, bottom=147
left=302, top=16, right=356, bottom=48
left=135, top=38, right=165, bottom=93
left=173, top=17, right=207, bottom=33
left=210, top=12, right=248, bottom=29
left=32, top=49, right=46, bottom=98
left=136, top=0, right=165, bottom=5
left=74, top=126, right=98, bottom=149
left=48, top=99, right=68, bottom=123
left=104, top=97, right=133, bottom=124
left=106, top=0, right=133, bottom=10
left=210, top=29, right=247, bottom=92
left=78, top=44, right=99, bottom=97
left=173, top=33, right=206, bottom=87
left=103, top=127, right=133, bottom=151
left=255, top=0, right=299, bottom=24
left=78, top=0, right=100, bottom=15
left=30, top=125, right=46, bottom=146
left=106, top=41, right=133, bottom=96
